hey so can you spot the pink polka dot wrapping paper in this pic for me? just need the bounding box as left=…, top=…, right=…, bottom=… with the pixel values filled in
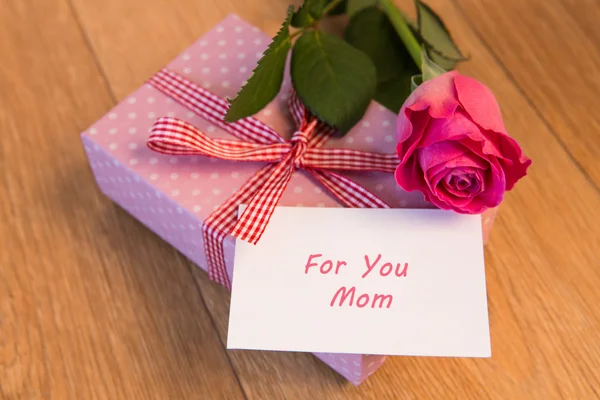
left=79, top=14, right=498, bottom=385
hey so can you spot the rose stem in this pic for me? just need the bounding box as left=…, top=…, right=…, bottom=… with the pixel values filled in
left=378, top=0, right=422, bottom=70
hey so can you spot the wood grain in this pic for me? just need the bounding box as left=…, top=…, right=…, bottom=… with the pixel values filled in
left=1, top=0, right=599, bottom=398
left=451, top=0, right=600, bottom=187
left=0, top=1, right=244, bottom=398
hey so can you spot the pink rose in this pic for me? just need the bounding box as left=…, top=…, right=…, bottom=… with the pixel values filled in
left=394, top=71, right=531, bottom=214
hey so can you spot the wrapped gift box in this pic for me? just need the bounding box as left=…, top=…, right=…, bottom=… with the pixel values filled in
left=80, top=14, right=498, bottom=385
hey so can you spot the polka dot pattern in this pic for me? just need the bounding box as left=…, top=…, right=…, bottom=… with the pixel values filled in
left=79, top=14, right=499, bottom=384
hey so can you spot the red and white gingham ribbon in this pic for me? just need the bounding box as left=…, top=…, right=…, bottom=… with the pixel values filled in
left=146, top=69, right=399, bottom=289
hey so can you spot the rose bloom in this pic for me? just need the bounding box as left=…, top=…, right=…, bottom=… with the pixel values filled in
left=395, top=71, right=531, bottom=214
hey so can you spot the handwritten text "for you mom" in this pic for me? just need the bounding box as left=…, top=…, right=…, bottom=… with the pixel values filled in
left=304, top=254, right=409, bottom=309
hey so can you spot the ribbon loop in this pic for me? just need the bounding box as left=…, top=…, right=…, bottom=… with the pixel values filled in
left=146, top=69, right=399, bottom=289
left=149, top=117, right=291, bottom=163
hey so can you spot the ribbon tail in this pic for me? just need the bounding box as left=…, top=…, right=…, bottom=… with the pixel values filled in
left=308, top=169, right=390, bottom=209
left=231, top=153, right=295, bottom=244
left=203, top=164, right=276, bottom=289
left=303, top=148, right=399, bottom=172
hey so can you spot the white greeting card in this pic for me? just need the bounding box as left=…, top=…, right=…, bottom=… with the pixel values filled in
left=227, top=206, right=491, bottom=357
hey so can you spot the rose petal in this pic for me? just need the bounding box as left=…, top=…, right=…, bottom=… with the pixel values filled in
left=396, top=109, right=430, bottom=166
left=418, top=141, right=467, bottom=171
left=454, top=74, right=532, bottom=187
left=394, top=156, right=428, bottom=193
left=419, top=111, right=482, bottom=148
left=427, top=169, right=474, bottom=207
left=445, top=183, right=473, bottom=198
left=427, top=166, right=449, bottom=194
left=466, top=171, right=483, bottom=194
left=425, top=180, right=474, bottom=212
left=494, top=135, right=532, bottom=190
left=467, top=157, right=506, bottom=211
left=424, top=157, right=482, bottom=196
left=454, top=74, right=506, bottom=133
left=395, top=71, right=531, bottom=211
left=460, top=135, right=531, bottom=190
left=435, top=184, right=474, bottom=208
left=424, top=112, right=509, bottom=160
left=444, top=169, right=482, bottom=197
left=451, top=175, right=472, bottom=191
left=425, top=163, right=500, bottom=214
left=423, top=187, right=455, bottom=211
left=475, top=169, right=486, bottom=193
left=419, top=141, right=489, bottom=177
left=400, top=71, right=461, bottom=119
left=431, top=168, right=478, bottom=207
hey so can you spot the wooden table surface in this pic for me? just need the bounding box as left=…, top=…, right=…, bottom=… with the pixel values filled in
left=1, top=0, right=599, bottom=398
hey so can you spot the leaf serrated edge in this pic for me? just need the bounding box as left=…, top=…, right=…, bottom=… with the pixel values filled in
left=293, top=0, right=329, bottom=26
left=227, top=4, right=294, bottom=104
left=224, top=5, right=294, bottom=122
left=291, top=3, right=314, bottom=28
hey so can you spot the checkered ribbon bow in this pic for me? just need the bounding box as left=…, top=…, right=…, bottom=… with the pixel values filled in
left=146, top=69, right=399, bottom=289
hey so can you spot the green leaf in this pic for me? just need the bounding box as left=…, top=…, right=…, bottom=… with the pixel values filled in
left=427, top=47, right=457, bottom=70
left=224, top=6, right=294, bottom=122
left=307, top=0, right=328, bottom=16
left=345, top=7, right=409, bottom=83
left=416, top=0, right=465, bottom=61
left=292, top=0, right=327, bottom=27
left=291, top=30, right=377, bottom=134
left=325, top=0, right=348, bottom=15
left=374, top=72, right=414, bottom=112
left=347, top=0, right=377, bottom=18
left=421, top=46, right=446, bottom=81
left=344, top=7, right=419, bottom=113
left=291, top=5, right=314, bottom=27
